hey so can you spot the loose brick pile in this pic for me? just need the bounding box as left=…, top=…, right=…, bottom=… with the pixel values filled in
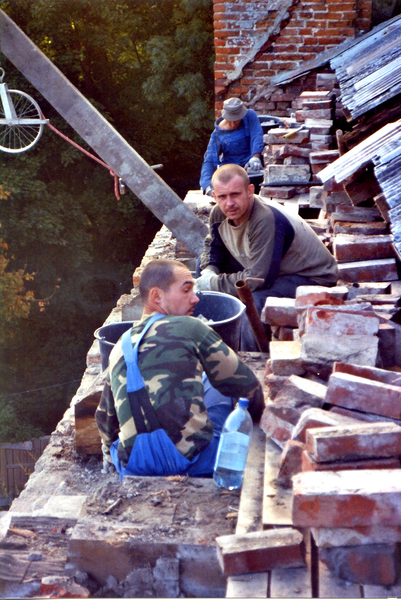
left=260, top=282, right=401, bottom=585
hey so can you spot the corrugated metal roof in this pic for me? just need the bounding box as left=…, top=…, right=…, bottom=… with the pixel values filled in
left=270, top=15, right=401, bottom=87
left=330, top=14, right=401, bottom=120
left=272, top=15, right=401, bottom=122
left=317, top=118, right=401, bottom=255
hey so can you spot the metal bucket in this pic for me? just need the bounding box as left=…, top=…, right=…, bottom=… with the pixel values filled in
left=193, top=291, right=245, bottom=352
left=94, top=321, right=136, bottom=371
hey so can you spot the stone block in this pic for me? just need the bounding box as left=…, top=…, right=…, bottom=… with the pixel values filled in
left=302, top=450, right=401, bottom=473
left=312, top=525, right=401, bottom=548
left=309, top=150, right=340, bottom=164
left=325, top=371, right=401, bottom=420
left=215, top=528, right=305, bottom=576
left=268, top=128, right=310, bottom=145
left=300, top=334, right=379, bottom=367
left=269, top=341, right=306, bottom=376
left=338, top=258, right=398, bottom=283
left=333, top=234, right=395, bottom=262
left=292, top=469, right=401, bottom=527
left=298, top=307, right=380, bottom=337
left=295, top=286, right=348, bottom=306
left=319, top=544, right=400, bottom=586
left=261, top=297, right=297, bottom=327
left=291, top=407, right=363, bottom=443
left=305, top=421, right=401, bottom=463
left=277, top=440, right=305, bottom=487
left=266, top=165, right=311, bottom=185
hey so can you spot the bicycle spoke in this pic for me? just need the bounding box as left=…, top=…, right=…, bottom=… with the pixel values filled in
left=0, top=90, right=44, bottom=153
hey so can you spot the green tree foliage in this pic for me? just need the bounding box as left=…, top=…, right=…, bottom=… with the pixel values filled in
left=0, top=0, right=214, bottom=442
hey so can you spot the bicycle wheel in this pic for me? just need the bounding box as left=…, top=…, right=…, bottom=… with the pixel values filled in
left=0, top=90, right=45, bottom=153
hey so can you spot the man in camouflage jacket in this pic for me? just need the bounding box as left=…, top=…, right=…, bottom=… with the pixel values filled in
left=95, top=258, right=264, bottom=476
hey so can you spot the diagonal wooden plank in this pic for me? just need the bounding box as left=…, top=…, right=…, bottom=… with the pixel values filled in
left=0, top=9, right=207, bottom=257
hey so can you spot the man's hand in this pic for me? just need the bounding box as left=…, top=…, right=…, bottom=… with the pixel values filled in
left=101, top=455, right=116, bottom=474
left=194, top=269, right=218, bottom=292
left=245, top=156, right=263, bottom=172
left=204, top=185, right=214, bottom=197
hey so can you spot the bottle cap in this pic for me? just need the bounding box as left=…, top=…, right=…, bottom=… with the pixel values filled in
left=238, top=397, right=249, bottom=409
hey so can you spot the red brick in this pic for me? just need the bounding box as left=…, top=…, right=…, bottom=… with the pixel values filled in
left=215, top=528, right=305, bottom=576
left=319, top=544, right=400, bottom=586
left=261, top=297, right=297, bottom=327
left=337, top=258, right=398, bottom=283
left=312, top=525, right=401, bottom=548
left=299, top=306, right=380, bottom=337
left=333, top=362, right=401, bottom=386
left=260, top=405, right=297, bottom=449
left=325, top=371, right=401, bottom=420
left=333, top=234, right=395, bottom=262
left=291, top=407, right=363, bottom=443
left=302, top=450, right=401, bottom=473
left=295, top=287, right=346, bottom=307
left=277, top=440, right=306, bottom=487
left=264, top=372, right=288, bottom=400
left=292, top=469, right=401, bottom=527
left=269, top=341, right=306, bottom=376
left=306, top=421, right=401, bottom=462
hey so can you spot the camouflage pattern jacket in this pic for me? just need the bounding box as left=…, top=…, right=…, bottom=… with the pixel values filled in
left=95, top=313, right=261, bottom=468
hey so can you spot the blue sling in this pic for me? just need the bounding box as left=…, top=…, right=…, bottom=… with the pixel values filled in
left=110, top=313, right=217, bottom=479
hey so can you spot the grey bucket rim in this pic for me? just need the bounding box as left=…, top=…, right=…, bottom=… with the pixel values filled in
left=94, top=320, right=136, bottom=346
left=194, top=290, right=245, bottom=325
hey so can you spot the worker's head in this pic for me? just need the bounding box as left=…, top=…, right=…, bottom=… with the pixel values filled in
left=139, top=259, right=199, bottom=317
left=211, top=164, right=255, bottom=226
left=220, top=97, right=248, bottom=130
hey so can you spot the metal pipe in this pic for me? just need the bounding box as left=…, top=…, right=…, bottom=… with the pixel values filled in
left=235, top=279, right=270, bottom=353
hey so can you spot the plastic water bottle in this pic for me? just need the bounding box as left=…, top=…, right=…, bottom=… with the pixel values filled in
left=213, top=398, right=253, bottom=490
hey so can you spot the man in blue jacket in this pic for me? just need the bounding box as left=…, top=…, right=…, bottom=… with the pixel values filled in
left=200, top=97, right=264, bottom=196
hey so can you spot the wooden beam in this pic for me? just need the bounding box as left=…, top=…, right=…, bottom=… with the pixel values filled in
left=0, top=9, right=207, bottom=257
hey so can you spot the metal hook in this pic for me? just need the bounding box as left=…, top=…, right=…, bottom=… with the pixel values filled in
left=0, top=68, right=5, bottom=83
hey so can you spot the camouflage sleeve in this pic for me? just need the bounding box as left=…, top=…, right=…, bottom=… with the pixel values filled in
left=198, top=325, right=264, bottom=420
left=95, top=377, right=120, bottom=459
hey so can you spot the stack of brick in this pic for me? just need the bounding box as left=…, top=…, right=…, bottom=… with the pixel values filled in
left=291, top=406, right=401, bottom=585
left=260, top=286, right=388, bottom=449
left=260, top=90, right=340, bottom=208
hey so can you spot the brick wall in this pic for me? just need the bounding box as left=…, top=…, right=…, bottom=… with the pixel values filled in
left=213, top=0, right=372, bottom=115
